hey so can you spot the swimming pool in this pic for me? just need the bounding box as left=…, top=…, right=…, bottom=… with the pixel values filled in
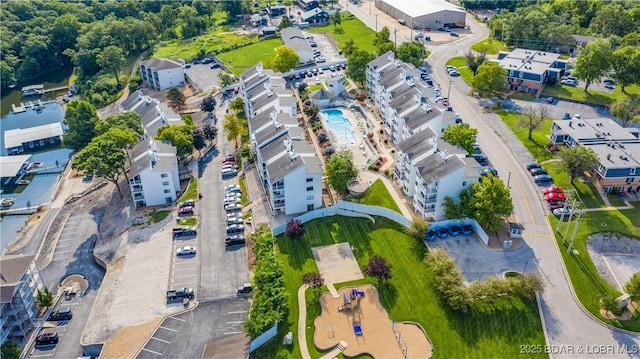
left=322, top=109, right=358, bottom=145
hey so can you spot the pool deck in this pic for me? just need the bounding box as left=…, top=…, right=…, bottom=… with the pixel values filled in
left=320, top=108, right=376, bottom=169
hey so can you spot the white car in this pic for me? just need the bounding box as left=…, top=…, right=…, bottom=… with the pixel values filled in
left=224, top=197, right=241, bottom=205
left=553, top=208, right=574, bottom=216
left=446, top=65, right=457, bottom=72
left=318, top=68, right=324, bottom=74
left=225, top=192, right=242, bottom=199
left=315, top=78, right=321, bottom=85
left=176, top=246, right=196, bottom=256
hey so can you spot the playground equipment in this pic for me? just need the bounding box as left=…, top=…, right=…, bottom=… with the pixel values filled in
left=353, top=320, right=362, bottom=336
left=343, top=293, right=352, bottom=309
left=351, top=288, right=365, bottom=299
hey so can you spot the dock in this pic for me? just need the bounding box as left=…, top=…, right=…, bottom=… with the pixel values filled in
left=12, top=103, right=26, bottom=114
left=44, top=85, right=69, bottom=94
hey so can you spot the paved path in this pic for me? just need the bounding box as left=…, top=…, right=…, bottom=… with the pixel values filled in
left=297, top=284, right=312, bottom=359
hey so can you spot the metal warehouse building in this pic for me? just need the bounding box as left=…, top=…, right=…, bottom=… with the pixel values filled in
left=375, top=0, right=466, bottom=29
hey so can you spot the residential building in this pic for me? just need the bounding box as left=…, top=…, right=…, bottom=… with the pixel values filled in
left=309, top=88, right=336, bottom=107
left=375, top=0, right=466, bottom=29
left=394, top=128, right=479, bottom=220
left=128, top=139, right=180, bottom=208
left=0, top=155, right=31, bottom=186
left=326, top=73, right=346, bottom=96
left=3, top=123, right=63, bottom=155
left=550, top=117, right=640, bottom=193
left=241, top=63, right=323, bottom=215
left=280, top=28, right=314, bottom=63
left=366, top=51, right=443, bottom=145
left=139, top=58, right=185, bottom=90
left=0, top=254, right=45, bottom=345
left=301, top=8, right=339, bottom=26
left=298, top=0, right=318, bottom=11
left=497, top=48, right=568, bottom=94
left=261, top=26, right=278, bottom=36
left=268, top=5, right=287, bottom=16
left=119, top=90, right=185, bottom=138
left=251, top=14, right=268, bottom=27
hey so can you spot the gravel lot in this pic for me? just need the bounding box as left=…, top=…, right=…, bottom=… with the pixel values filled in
left=587, top=233, right=640, bottom=291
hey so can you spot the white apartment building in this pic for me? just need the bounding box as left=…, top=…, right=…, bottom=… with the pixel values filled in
left=120, top=90, right=185, bottom=138
left=0, top=254, right=45, bottom=345
left=139, top=58, right=185, bottom=90
left=366, top=51, right=443, bottom=144
left=395, top=128, right=480, bottom=220
left=241, top=63, right=323, bottom=215
left=128, top=139, right=180, bottom=208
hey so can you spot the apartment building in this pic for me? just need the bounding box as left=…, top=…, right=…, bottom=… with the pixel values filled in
left=550, top=117, right=640, bottom=193
left=241, top=63, right=323, bottom=215
left=394, top=128, right=479, bottom=220
left=497, top=48, right=568, bottom=94
left=139, top=58, right=185, bottom=90
left=128, top=139, right=180, bottom=208
left=366, top=51, right=443, bottom=145
left=0, top=254, right=45, bottom=345
left=120, top=90, right=185, bottom=138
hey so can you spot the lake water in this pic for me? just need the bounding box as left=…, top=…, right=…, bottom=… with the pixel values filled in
left=0, top=215, right=31, bottom=253
left=0, top=103, right=66, bottom=156
left=1, top=68, right=72, bottom=117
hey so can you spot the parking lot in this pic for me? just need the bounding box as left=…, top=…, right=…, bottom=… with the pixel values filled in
left=170, top=233, right=199, bottom=293
left=28, top=294, right=82, bottom=358
left=302, top=31, right=342, bottom=62
left=184, top=63, right=226, bottom=92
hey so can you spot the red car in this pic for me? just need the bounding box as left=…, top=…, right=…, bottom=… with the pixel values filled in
left=545, top=192, right=567, bottom=201
left=548, top=200, right=566, bottom=210
left=178, top=206, right=194, bottom=216
left=543, top=185, right=563, bottom=195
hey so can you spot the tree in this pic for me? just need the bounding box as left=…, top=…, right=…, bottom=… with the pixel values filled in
left=96, top=45, right=125, bottom=85
left=1, top=340, right=21, bottom=359
left=519, top=105, right=548, bottom=140
left=155, top=124, right=195, bottom=157
left=341, top=39, right=357, bottom=57
left=611, top=46, right=640, bottom=94
left=610, top=95, right=640, bottom=127
left=573, top=39, right=613, bottom=93
left=230, top=97, right=246, bottom=118
left=325, top=149, right=358, bottom=193
left=465, top=49, right=487, bottom=76
left=589, top=3, right=634, bottom=38
left=303, top=104, right=319, bottom=120
left=373, top=27, right=395, bottom=55
left=72, top=136, right=127, bottom=196
left=95, top=128, right=139, bottom=165
left=442, top=186, right=476, bottom=220
left=600, top=293, right=624, bottom=316
left=624, top=272, right=640, bottom=302
left=63, top=100, right=99, bottom=151
left=331, top=11, right=341, bottom=29
left=346, top=50, right=375, bottom=84
left=285, top=218, right=305, bottom=240
left=558, top=146, right=598, bottom=183
left=302, top=272, right=325, bottom=291
left=192, top=128, right=206, bottom=153
left=395, top=42, right=424, bottom=67
left=442, top=124, right=478, bottom=154
left=363, top=255, right=393, bottom=283
left=425, top=248, right=468, bottom=310
left=166, top=87, right=186, bottom=108
left=473, top=62, right=505, bottom=97
left=223, top=113, right=246, bottom=149
left=201, top=95, right=217, bottom=113
left=404, top=217, right=429, bottom=239
left=36, top=287, right=53, bottom=309
left=472, top=175, right=513, bottom=232
left=279, top=15, right=293, bottom=30
left=218, top=72, right=236, bottom=88
left=272, top=46, right=300, bottom=73
left=95, top=112, right=144, bottom=136
left=203, top=124, right=217, bottom=141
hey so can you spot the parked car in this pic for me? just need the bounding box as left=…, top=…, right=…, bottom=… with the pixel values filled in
left=225, top=192, right=242, bottom=199
left=472, top=154, right=489, bottom=166
left=223, top=197, right=241, bottom=206
left=226, top=184, right=241, bottom=191
left=222, top=157, right=236, bottom=165
left=448, top=225, right=461, bottom=236
left=546, top=96, right=554, bottom=103
left=178, top=206, right=194, bottom=216
left=221, top=168, right=238, bottom=179
left=172, top=227, right=197, bottom=238
left=339, top=63, right=346, bottom=69
left=526, top=162, right=541, bottom=170
left=548, top=200, right=566, bottom=210
left=179, top=200, right=195, bottom=208
left=201, top=58, right=214, bottom=64
left=176, top=246, right=197, bottom=256
left=329, top=65, right=336, bottom=72
left=226, top=187, right=242, bottom=194
left=545, top=192, right=567, bottom=201
left=450, top=32, right=459, bottom=37
left=316, top=56, right=326, bottom=63
left=315, top=78, right=321, bottom=85
left=562, top=113, right=571, bottom=120
left=604, top=83, right=615, bottom=90
left=48, top=307, right=72, bottom=321
left=222, top=164, right=239, bottom=171
left=553, top=208, right=574, bottom=217
left=226, top=217, right=243, bottom=226
left=534, top=174, right=553, bottom=184
left=236, top=282, right=253, bottom=294
left=225, top=203, right=242, bottom=212
left=435, top=227, right=449, bottom=239
left=543, top=185, right=563, bottom=194
left=425, top=229, right=436, bottom=241
left=445, top=65, right=456, bottom=72
left=480, top=167, right=498, bottom=177
left=461, top=224, right=473, bottom=236
left=318, top=68, right=324, bottom=74
left=226, top=224, right=244, bottom=235
left=448, top=70, right=460, bottom=77
left=561, top=79, right=577, bottom=86
left=35, top=333, right=59, bottom=347
left=530, top=168, right=548, bottom=176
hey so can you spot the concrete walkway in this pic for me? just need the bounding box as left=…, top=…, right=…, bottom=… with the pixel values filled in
left=297, top=284, right=312, bottom=359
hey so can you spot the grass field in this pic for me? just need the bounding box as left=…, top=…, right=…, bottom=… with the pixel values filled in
left=348, top=179, right=401, bottom=214
left=153, top=31, right=261, bottom=62
left=150, top=210, right=171, bottom=223
left=445, top=57, right=474, bottom=87
left=307, top=13, right=377, bottom=54
left=179, top=178, right=198, bottom=201
left=542, top=83, right=640, bottom=106
left=471, top=38, right=509, bottom=55
left=252, top=217, right=546, bottom=359
left=217, top=38, right=281, bottom=75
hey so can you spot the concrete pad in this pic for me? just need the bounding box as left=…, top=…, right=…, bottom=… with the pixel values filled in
left=312, top=243, right=363, bottom=298
left=600, top=254, right=640, bottom=291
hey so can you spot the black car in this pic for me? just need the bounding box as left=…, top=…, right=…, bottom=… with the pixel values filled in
left=226, top=224, right=244, bottom=235
left=472, top=154, right=489, bottom=166
left=35, top=333, right=59, bottom=347
left=48, top=307, right=72, bottom=321
left=534, top=174, right=553, bottom=184
left=480, top=167, right=498, bottom=177
left=530, top=168, right=548, bottom=176
left=526, top=162, right=541, bottom=170
left=237, top=283, right=253, bottom=295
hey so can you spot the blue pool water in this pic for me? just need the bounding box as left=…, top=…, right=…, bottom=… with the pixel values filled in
left=322, top=109, right=358, bottom=145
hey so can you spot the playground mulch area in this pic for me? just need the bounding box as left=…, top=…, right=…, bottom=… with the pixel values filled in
left=314, top=285, right=433, bottom=358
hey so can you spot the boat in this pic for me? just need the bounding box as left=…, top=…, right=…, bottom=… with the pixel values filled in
left=28, top=162, right=43, bottom=169
left=16, top=179, right=31, bottom=185
left=1, top=198, right=16, bottom=208
left=22, top=84, right=44, bottom=97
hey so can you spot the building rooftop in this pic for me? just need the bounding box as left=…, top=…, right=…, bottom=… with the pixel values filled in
left=0, top=254, right=36, bottom=304
left=141, top=58, right=184, bottom=71
left=309, top=88, right=336, bottom=100
left=281, top=27, right=313, bottom=56
left=416, top=152, right=466, bottom=185
left=552, top=118, right=639, bottom=144
left=130, top=139, right=177, bottom=178
left=403, top=103, right=439, bottom=131
left=397, top=127, right=437, bottom=160
left=590, top=143, right=640, bottom=169
left=4, top=123, right=64, bottom=149
left=381, top=0, right=464, bottom=18
left=499, top=48, right=562, bottom=75
left=0, top=154, right=32, bottom=178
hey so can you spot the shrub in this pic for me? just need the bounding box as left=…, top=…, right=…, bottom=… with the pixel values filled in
left=284, top=218, right=305, bottom=240
left=363, top=255, right=393, bottom=283
left=324, top=146, right=335, bottom=156
left=317, top=131, right=327, bottom=143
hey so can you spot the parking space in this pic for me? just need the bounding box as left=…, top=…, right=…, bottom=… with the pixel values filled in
left=27, top=295, right=82, bottom=358
left=49, top=214, right=90, bottom=263
left=302, top=31, right=342, bottom=62
left=184, top=63, right=225, bottom=92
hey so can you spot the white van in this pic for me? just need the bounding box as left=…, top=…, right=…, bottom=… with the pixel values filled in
left=221, top=168, right=237, bottom=179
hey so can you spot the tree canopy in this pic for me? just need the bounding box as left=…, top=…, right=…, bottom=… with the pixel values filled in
left=166, top=87, right=186, bottom=108
left=96, top=45, right=124, bottom=85
left=72, top=133, right=127, bottom=196
left=346, top=49, right=375, bottom=84
left=272, top=46, right=300, bottom=73
left=558, top=145, right=599, bottom=183
left=610, top=95, right=640, bottom=128
left=395, top=42, right=424, bottom=67
left=373, top=27, right=395, bottom=55
left=472, top=175, right=514, bottom=232
left=155, top=124, right=194, bottom=157
left=573, top=39, right=613, bottom=92
left=625, top=272, right=640, bottom=302
left=519, top=105, right=549, bottom=140
left=63, top=100, right=99, bottom=151
left=95, top=112, right=144, bottom=136
left=325, top=149, right=358, bottom=194
left=442, top=124, right=478, bottom=154
left=363, top=255, right=393, bottom=283
left=223, top=113, right=247, bottom=149
left=473, top=62, right=505, bottom=97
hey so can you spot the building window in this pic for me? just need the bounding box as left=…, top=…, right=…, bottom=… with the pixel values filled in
left=462, top=181, right=467, bottom=186
left=165, top=197, right=172, bottom=203
left=164, top=189, right=171, bottom=193
left=306, top=186, right=313, bottom=191
left=161, top=173, right=168, bottom=178
left=631, top=168, right=636, bottom=175
left=598, top=164, right=604, bottom=172
left=306, top=178, right=313, bottom=182
left=307, top=195, right=314, bottom=200
left=162, top=181, right=170, bottom=186
left=627, top=178, right=634, bottom=184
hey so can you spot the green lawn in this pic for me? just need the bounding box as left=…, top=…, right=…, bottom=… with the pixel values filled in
left=445, top=57, right=474, bottom=87
left=541, top=83, right=640, bottom=106
left=471, top=38, right=509, bottom=55
left=307, top=14, right=377, bottom=54
left=348, top=179, right=401, bottom=214
left=150, top=210, right=171, bottom=223
left=153, top=30, right=262, bottom=62
left=252, top=217, right=546, bottom=359
left=217, top=38, right=282, bottom=76
left=549, top=208, right=640, bottom=332
left=508, top=92, right=536, bottom=101
left=239, top=176, right=250, bottom=207
left=179, top=217, right=197, bottom=226
left=179, top=178, right=198, bottom=202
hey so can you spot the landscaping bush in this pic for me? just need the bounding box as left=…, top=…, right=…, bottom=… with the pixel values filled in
left=403, top=217, right=428, bottom=239
left=284, top=218, right=305, bottom=240
left=317, top=131, right=327, bottom=143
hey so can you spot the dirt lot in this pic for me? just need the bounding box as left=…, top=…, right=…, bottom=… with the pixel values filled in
left=314, top=285, right=432, bottom=358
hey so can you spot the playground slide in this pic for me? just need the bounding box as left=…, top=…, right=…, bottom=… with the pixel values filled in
left=354, top=324, right=362, bottom=335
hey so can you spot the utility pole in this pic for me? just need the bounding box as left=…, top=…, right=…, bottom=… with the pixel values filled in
left=394, top=27, right=397, bottom=47
left=374, top=14, right=378, bottom=32
left=447, top=79, right=452, bottom=100
left=567, top=210, right=583, bottom=254
left=562, top=206, right=575, bottom=241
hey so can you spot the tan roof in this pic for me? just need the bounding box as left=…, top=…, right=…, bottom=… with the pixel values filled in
left=0, top=254, right=36, bottom=303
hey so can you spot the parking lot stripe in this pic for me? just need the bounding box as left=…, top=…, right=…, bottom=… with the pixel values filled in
left=224, top=331, right=243, bottom=335
left=172, top=274, right=198, bottom=280
left=50, top=257, right=67, bottom=261
left=29, top=354, right=54, bottom=357
left=54, top=250, right=72, bottom=255
left=228, top=311, right=247, bottom=314
left=150, top=337, right=170, bottom=344
left=159, top=326, right=178, bottom=332
left=226, top=321, right=245, bottom=324
left=141, top=348, right=163, bottom=355
left=167, top=316, right=186, bottom=322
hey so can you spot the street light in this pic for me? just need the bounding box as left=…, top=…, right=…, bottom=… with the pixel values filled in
left=374, top=14, right=379, bottom=32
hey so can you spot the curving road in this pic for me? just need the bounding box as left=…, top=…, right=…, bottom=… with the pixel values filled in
left=342, top=3, right=640, bottom=357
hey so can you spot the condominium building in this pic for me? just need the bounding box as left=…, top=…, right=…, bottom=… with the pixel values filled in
left=120, top=90, right=185, bottom=138
left=497, top=48, right=568, bottom=94
left=139, top=58, right=185, bottom=90
left=128, top=139, right=180, bottom=208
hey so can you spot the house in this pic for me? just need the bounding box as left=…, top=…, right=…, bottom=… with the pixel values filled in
left=240, top=63, right=323, bottom=215
left=0, top=254, right=45, bottom=345
left=366, top=51, right=443, bottom=145
left=301, top=8, right=338, bottom=26
left=3, top=123, right=63, bottom=155
left=394, top=128, right=479, bottom=220
left=280, top=27, right=314, bottom=63
left=309, top=88, right=336, bottom=107
left=119, top=90, right=185, bottom=138
left=298, top=0, right=318, bottom=11
left=268, top=5, right=287, bottom=16
left=261, top=26, right=278, bottom=36
left=251, top=14, right=268, bottom=27
left=326, top=73, right=346, bottom=96
left=570, top=35, right=596, bottom=54
left=139, top=58, right=185, bottom=90
left=497, top=48, right=568, bottom=94
left=0, top=155, right=31, bottom=186
left=128, top=139, right=180, bottom=208
left=550, top=117, right=640, bottom=193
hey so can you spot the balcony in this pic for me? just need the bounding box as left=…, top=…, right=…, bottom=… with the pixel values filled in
left=133, top=193, right=145, bottom=200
